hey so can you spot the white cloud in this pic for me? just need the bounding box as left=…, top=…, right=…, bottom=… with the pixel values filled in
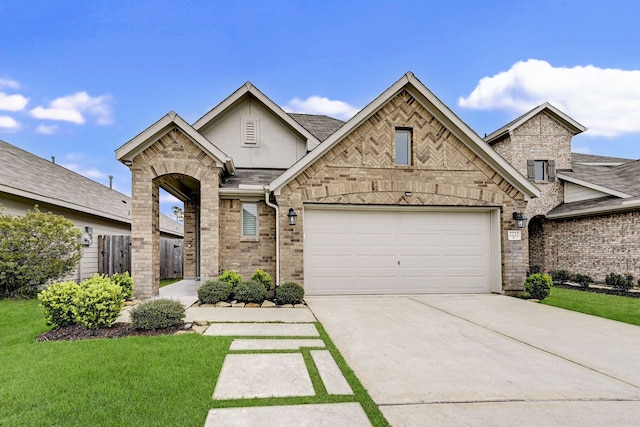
left=36, top=124, right=58, bottom=134
left=160, top=193, right=182, bottom=204
left=0, top=78, right=20, bottom=89
left=458, top=59, right=640, bottom=137
left=61, top=163, right=107, bottom=179
left=0, top=115, right=19, bottom=130
left=0, top=92, right=29, bottom=111
left=30, top=92, right=113, bottom=125
left=284, top=96, right=360, bottom=120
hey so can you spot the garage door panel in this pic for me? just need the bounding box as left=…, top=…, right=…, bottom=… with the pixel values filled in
left=304, top=209, right=496, bottom=295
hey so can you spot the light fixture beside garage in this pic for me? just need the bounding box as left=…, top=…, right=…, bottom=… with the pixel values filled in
left=512, top=212, right=527, bottom=228
left=287, top=208, right=298, bottom=226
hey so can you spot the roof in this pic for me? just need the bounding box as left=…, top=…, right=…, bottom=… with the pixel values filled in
left=220, top=168, right=286, bottom=189
left=548, top=153, right=640, bottom=218
left=485, top=102, right=587, bottom=144
left=0, top=140, right=182, bottom=236
left=288, top=113, right=345, bottom=142
left=269, top=71, right=541, bottom=199
left=115, top=111, right=234, bottom=174
left=192, top=82, right=323, bottom=151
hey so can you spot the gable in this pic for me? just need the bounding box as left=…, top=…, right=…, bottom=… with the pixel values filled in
left=281, top=90, right=523, bottom=206
left=513, top=111, right=573, bottom=137
left=197, top=97, right=308, bottom=169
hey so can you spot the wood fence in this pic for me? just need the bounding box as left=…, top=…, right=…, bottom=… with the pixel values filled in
left=98, top=235, right=183, bottom=279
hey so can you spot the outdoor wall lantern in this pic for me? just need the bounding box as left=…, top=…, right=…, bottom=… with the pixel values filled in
left=287, top=208, right=298, bottom=226
left=512, top=212, right=527, bottom=229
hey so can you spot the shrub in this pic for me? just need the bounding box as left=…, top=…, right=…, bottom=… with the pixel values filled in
left=233, top=280, right=266, bottom=303
left=38, top=281, right=81, bottom=327
left=218, top=270, right=242, bottom=286
left=0, top=205, right=82, bottom=299
left=605, top=273, right=634, bottom=291
left=572, top=273, right=593, bottom=288
left=130, top=298, right=185, bottom=330
left=111, top=272, right=134, bottom=300
left=524, top=273, right=553, bottom=300
left=198, top=280, right=232, bottom=304
left=275, top=282, right=305, bottom=305
left=72, top=280, right=124, bottom=329
left=548, top=269, right=571, bottom=284
left=251, top=269, right=273, bottom=291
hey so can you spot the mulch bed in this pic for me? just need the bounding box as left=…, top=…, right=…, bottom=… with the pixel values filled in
left=36, top=323, right=186, bottom=342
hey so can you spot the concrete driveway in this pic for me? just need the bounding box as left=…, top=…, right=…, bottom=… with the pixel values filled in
left=305, top=294, right=640, bottom=426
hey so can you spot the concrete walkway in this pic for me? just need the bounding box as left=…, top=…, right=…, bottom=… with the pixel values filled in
left=306, top=294, right=640, bottom=426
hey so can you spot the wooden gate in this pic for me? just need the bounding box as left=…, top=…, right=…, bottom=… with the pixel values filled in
left=98, top=235, right=183, bottom=279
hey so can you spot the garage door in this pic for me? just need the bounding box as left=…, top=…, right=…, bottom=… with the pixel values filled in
left=303, top=208, right=498, bottom=295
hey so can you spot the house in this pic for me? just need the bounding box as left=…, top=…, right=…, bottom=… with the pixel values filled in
left=486, top=108, right=640, bottom=281
left=0, top=140, right=183, bottom=281
left=117, top=72, right=548, bottom=298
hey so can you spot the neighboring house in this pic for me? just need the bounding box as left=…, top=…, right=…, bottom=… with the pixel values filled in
left=0, top=140, right=183, bottom=281
left=117, top=72, right=543, bottom=298
left=485, top=104, right=640, bottom=282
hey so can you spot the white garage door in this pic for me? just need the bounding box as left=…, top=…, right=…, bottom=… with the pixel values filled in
left=304, top=208, right=498, bottom=295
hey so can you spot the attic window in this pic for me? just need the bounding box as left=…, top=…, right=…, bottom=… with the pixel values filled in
left=243, top=119, right=259, bottom=146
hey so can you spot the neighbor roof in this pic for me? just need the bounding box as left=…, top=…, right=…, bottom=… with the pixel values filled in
left=0, top=140, right=182, bottom=236
left=269, top=71, right=541, bottom=199
left=485, top=102, right=587, bottom=144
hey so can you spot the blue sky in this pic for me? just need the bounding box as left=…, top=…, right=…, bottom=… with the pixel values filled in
left=2, top=1, right=640, bottom=216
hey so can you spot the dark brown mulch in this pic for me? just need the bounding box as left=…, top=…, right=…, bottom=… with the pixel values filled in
left=36, top=323, right=187, bottom=342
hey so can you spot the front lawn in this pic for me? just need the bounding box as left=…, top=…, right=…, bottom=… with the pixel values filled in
left=542, top=287, right=640, bottom=326
left=0, top=299, right=388, bottom=426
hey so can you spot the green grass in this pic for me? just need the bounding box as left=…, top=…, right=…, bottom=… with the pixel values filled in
left=542, top=287, right=640, bottom=326
left=160, top=277, right=182, bottom=287
left=0, top=300, right=388, bottom=426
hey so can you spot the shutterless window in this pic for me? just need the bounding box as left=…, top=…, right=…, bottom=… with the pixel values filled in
left=241, top=203, right=258, bottom=237
left=395, top=128, right=412, bottom=165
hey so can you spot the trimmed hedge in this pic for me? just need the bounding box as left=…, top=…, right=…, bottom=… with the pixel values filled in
left=111, top=272, right=134, bottom=300
left=251, top=269, right=273, bottom=291
left=198, top=280, right=232, bottom=304
left=524, top=273, right=553, bottom=301
left=38, top=281, right=81, bottom=327
left=72, top=281, right=124, bottom=329
left=130, top=298, right=185, bottom=330
left=275, top=282, right=304, bottom=305
left=233, top=280, right=266, bottom=303
left=548, top=270, right=571, bottom=284
left=605, top=273, right=634, bottom=292
left=218, top=270, right=242, bottom=286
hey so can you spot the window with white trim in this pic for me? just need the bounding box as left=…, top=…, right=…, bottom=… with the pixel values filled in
left=395, top=128, right=412, bottom=166
left=241, top=203, right=258, bottom=237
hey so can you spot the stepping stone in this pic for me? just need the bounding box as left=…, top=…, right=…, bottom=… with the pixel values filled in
left=204, top=402, right=372, bottom=427
left=204, top=323, right=319, bottom=337
left=230, top=339, right=325, bottom=350
left=311, top=350, right=353, bottom=395
left=213, top=354, right=314, bottom=399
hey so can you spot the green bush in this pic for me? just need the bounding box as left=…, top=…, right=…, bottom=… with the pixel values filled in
left=605, top=273, right=634, bottom=291
left=198, top=280, right=232, bottom=304
left=130, top=298, right=185, bottom=330
left=251, top=269, right=273, bottom=291
left=572, top=273, right=593, bottom=288
left=275, top=282, right=305, bottom=305
left=111, top=272, right=134, bottom=300
left=233, top=280, right=266, bottom=303
left=218, top=270, right=242, bottom=286
left=548, top=269, right=571, bottom=284
left=524, top=273, right=553, bottom=300
left=38, top=281, right=81, bottom=327
left=72, top=280, right=124, bottom=329
left=0, top=205, right=82, bottom=299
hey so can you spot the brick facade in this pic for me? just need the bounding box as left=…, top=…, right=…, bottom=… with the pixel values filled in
left=278, top=90, right=529, bottom=293
left=219, top=199, right=277, bottom=281
left=531, top=212, right=640, bottom=282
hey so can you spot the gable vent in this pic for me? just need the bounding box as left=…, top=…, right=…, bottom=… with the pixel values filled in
left=243, top=119, right=259, bottom=145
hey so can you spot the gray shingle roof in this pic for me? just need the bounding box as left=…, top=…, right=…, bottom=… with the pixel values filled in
left=0, top=139, right=182, bottom=235
left=288, top=113, right=345, bottom=142
left=571, top=152, right=634, bottom=165
left=221, top=168, right=287, bottom=188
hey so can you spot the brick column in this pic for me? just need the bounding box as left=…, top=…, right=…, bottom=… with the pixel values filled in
left=183, top=199, right=197, bottom=278
left=200, top=171, right=219, bottom=282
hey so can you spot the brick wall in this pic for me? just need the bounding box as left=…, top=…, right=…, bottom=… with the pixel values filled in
left=278, top=89, right=529, bottom=293
left=219, top=199, right=276, bottom=282
left=531, top=212, right=640, bottom=281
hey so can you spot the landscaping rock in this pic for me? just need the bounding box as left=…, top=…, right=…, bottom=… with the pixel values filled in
left=246, top=303, right=261, bottom=308
left=232, top=302, right=246, bottom=308
left=201, top=303, right=216, bottom=308
left=193, top=324, right=208, bottom=334
left=280, top=304, right=294, bottom=308
left=183, top=322, right=193, bottom=330
left=294, top=303, right=306, bottom=308
left=215, top=301, right=232, bottom=308
left=261, top=300, right=276, bottom=308
left=194, top=320, right=208, bottom=326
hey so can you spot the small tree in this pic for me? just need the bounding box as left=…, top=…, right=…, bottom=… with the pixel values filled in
left=0, top=205, right=82, bottom=298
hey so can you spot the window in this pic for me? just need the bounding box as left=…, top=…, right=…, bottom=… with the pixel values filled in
left=241, top=203, right=258, bottom=237
left=395, top=128, right=412, bottom=165
left=527, top=160, right=556, bottom=182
